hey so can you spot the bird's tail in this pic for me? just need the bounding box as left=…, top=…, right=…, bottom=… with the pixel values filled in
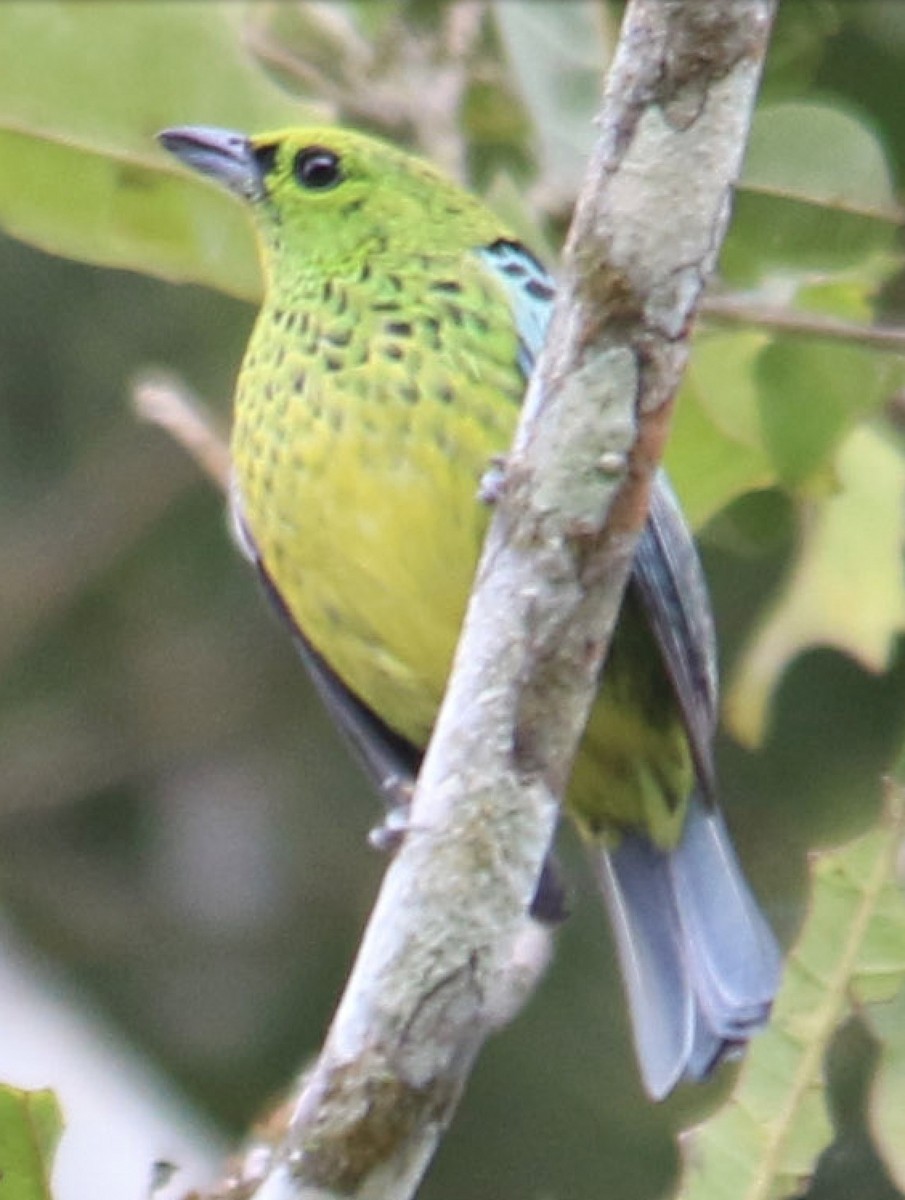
left=592, top=795, right=781, bottom=1100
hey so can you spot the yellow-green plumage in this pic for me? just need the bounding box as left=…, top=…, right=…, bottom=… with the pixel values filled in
left=235, top=232, right=520, bottom=747
left=159, top=123, right=781, bottom=1099
left=232, top=127, right=690, bottom=838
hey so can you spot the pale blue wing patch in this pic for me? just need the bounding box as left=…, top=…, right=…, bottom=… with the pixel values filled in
left=476, top=239, right=554, bottom=378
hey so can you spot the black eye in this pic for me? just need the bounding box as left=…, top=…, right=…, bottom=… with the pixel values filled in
left=293, top=147, right=342, bottom=191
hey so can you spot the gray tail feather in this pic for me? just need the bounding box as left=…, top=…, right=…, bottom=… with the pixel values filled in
left=593, top=796, right=782, bottom=1100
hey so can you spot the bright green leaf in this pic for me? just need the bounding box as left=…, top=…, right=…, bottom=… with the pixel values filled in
left=0, top=128, right=262, bottom=301
left=0, top=1, right=315, bottom=297
left=0, top=1087, right=63, bottom=1200
left=686, top=331, right=770, bottom=448
left=726, top=424, right=905, bottom=747
left=0, top=2, right=304, bottom=156
left=676, top=790, right=905, bottom=1200
left=668, top=331, right=774, bottom=528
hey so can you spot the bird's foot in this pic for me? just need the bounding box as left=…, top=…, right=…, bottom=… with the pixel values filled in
left=478, top=454, right=509, bottom=505
left=368, top=776, right=416, bottom=852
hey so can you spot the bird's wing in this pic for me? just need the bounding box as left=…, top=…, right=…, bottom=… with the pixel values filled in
left=480, top=239, right=718, bottom=796
left=632, top=479, right=719, bottom=796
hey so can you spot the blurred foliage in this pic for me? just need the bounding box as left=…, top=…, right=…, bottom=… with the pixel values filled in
left=0, top=2, right=315, bottom=299
left=678, top=785, right=905, bottom=1200
left=0, top=1088, right=61, bottom=1200
left=0, top=2, right=904, bottom=1199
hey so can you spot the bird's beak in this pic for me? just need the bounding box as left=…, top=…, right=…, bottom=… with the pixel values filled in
left=157, top=125, right=265, bottom=202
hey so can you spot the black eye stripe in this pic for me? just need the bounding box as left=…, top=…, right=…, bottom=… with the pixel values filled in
left=253, top=142, right=278, bottom=176
left=293, top=147, right=342, bottom=191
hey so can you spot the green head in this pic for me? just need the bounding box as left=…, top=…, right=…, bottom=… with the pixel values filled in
left=158, top=124, right=505, bottom=286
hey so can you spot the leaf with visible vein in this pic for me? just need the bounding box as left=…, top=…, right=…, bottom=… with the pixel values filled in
left=676, top=787, right=905, bottom=1200
left=0, top=0, right=315, bottom=300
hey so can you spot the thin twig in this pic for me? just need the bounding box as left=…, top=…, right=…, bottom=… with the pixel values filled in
left=702, top=294, right=905, bottom=353
left=132, top=372, right=231, bottom=492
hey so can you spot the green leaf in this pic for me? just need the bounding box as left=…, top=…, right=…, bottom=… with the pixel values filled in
left=0, top=1, right=315, bottom=298
left=865, top=743, right=905, bottom=1193
left=726, top=424, right=905, bottom=747
left=676, top=790, right=905, bottom=1200
left=668, top=331, right=774, bottom=528
left=795, top=268, right=886, bottom=322
left=743, top=100, right=897, bottom=216
left=0, top=128, right=263, bottom=301
left=723, top=100, right=900, bottom=282
left=756, top=339, right=905, bottom=490
left=0, top=1087, right=63, bottom=1200
left=868, top=986, right=905, bottom=1192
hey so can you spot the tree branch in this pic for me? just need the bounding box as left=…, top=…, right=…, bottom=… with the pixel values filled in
left=179, top=3, right=778, bottom=1196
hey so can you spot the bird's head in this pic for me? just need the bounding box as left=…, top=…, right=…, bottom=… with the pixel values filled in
left=158, top=124, right=502, bottom=284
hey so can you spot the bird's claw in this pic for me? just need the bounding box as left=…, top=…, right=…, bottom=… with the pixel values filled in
left=368, top=776, right=416, bottom=852
left=368, top=805, right=412, bottom=852
left=478, top=454, right=509, bottom=505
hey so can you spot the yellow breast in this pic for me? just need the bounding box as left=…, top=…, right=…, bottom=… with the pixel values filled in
left=231, top=255, right=523, bottom=744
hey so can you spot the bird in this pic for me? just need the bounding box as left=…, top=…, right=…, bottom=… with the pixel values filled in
left=158, top=123, right=781, bottom=1100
